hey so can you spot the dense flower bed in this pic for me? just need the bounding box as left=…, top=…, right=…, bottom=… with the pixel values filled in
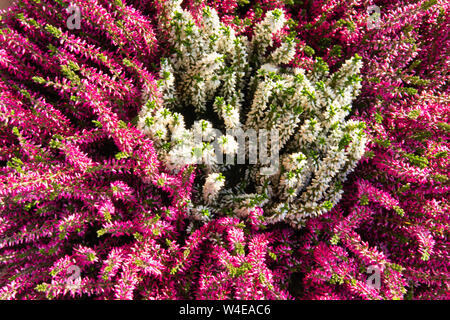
left=0, top=0, right=448, bottom=299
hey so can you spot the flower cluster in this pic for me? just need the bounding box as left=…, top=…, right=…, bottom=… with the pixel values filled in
left=138, top=1, right=367, bottom=228
left=286, top=0, right=449, bottom=299
left=0, top=0, right=298, bottom=300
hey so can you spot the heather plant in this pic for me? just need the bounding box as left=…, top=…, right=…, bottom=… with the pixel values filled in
left=0, top=0, right=168, bottom=298
left=283, top=0, right=450, bottom=299
left=138, top=1, right=367, bottom=228
left=0, top=0, right=300, bottom=300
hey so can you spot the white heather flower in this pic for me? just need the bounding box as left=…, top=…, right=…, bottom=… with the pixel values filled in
left=252, top=9, right=287, bottom=62
left=218, top=135, right=239, bottom=155
left=154, top=108, right=172, bottom=126
left=167, top=143, right=196, bottom=169
left=269, top=40, right=296, bottom=65
left=138, top=3, right=367, bottom=228
left=191, top=205, right=213, bottom=222
left=168, top=112, right=185, bottom=131
left=297, top=118, right=321, bottom=144
left=283, top=152, right=307, bottom=171
left=192, top=120, right=217, bottom=142
left=203, top=173, right=225, bottom=202
left=201, top=142, right=219, bottom=167
left=260, top=63, right=279, bottom=74
left=222, top=105, right=240, bottom=129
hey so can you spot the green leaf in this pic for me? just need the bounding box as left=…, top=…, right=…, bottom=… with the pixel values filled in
left=392, top=206, right=405, bottom=217
left=303, top=45, right=315, bottom=57
left=404, top=153, right=429, bottom=169
left=32, top=76, right=46, bottom=85
left=375, top=112, right=383, bottom=124
left=12, top=127, right=20, bottom=136
left=44, top=24, right=62, bottom=38
left=359, top=194, right=369, bottom=206
left=115, top=152, right=129, bottom=160
left=92, top=120, right=103, bottom=128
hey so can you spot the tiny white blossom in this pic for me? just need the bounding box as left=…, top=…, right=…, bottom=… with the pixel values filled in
left=203, top=173, right=225, bottom=202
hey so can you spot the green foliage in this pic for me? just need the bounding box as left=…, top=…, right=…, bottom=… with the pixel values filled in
left=404, top=153, right=429, bottom=169
left=44, top=24, right=62, bottom=38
